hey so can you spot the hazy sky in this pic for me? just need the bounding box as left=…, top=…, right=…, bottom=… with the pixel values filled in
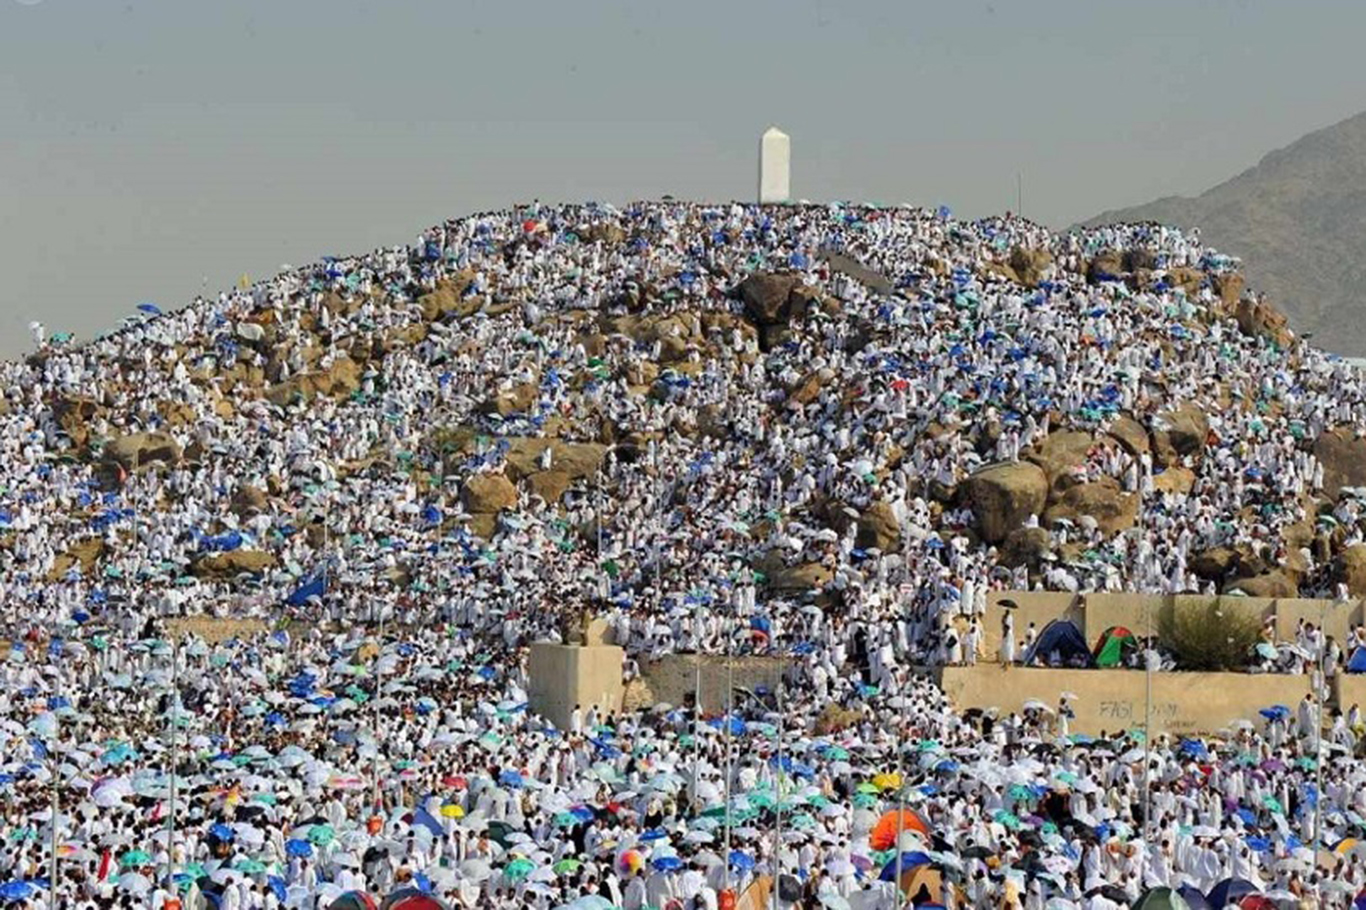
left=3, top=0, right=1366, bottom=356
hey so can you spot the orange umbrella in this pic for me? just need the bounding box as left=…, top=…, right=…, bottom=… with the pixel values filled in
left=869, top=808, right=930, bottom=850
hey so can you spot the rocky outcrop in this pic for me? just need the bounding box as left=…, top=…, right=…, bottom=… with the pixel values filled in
left=479, top=381, right=540, bottom=417
left=1224, top=571, right=1296, bottom=599
left=191, top=550, right=278, bottom=579
left=231, top=485, right=269, bottom=517
left=1151, top=406, right=1208, bottom=468
left=1236, top=297, right=1294, bottom=348
left=265, top=356, right=362, bottom=406
left=855, top=501, right=901, bottom=552
left=46, top=538, right=106, bottom=582
left=1337, top=544, right=1366, bottom=597
left=965, top=462, right=1048, bottom=544
left=766, top=563, right=833, bottom=593
left=1313, top=428, right=1366, bottom=500
left=1008, top=247, right=1053, bottom=288
left=462, top=474, right=518, bottom=514
left=104, top=431, right=182, bottom=473
left=1043, top=478, right=1138, bottom=536
left=1000, top=527, right=1053, bottom=570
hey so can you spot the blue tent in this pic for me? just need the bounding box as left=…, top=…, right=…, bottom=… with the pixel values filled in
left=1022, top=619, right=1096, bottom=668
left=1348, top=646, right=1366, bottom=673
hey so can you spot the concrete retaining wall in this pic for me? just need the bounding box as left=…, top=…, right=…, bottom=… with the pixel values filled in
left=940, top=665, right=1315, bottom=736
left=632, top=654, right=786, bottom=713
left=528, top=643, right=625, bottom=731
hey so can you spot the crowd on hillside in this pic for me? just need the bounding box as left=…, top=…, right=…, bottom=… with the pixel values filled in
left=0, top=201, right=1364, bottom=905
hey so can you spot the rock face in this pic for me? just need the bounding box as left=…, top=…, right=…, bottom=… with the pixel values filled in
left=1152, top=406, right=1208, bottom=467
left=1236, top=297, right=1294, bottom=347
left=767, top=563, right=833, bottom=593
left=1106, top=415, right=1150, bottom=456
left=525, top=471, right=572, bottom=505
left=480, top=381, right=539, bottom=417
left=502, top=439, right=607, bottom=483
left=1338, top=545, right=1366, bottom=597
left=104, top=431, right=182, bottom=472
left=191, top=550, right=278, bottom=579
left=1225, top=571, right=1296, bottom=599
left=1152, top=467, right=1196, bottom=496
left=1044, top=478, right=1138, bottom=536
left=265, top=356, right=362, bottom=407
left=1000, top=526, right=1053, bottom=570
left=1026, top=431, right=1096, bottom=494
left=965, top=462, right=1048, bottom=544
left=462, top=474, right=518, bottom=514
left=736, top=272, right=823, bottom=349
left=1191, top=547, right=1239, bottom=582
left=1008, top=247, right=1053, bottom=287
left=46, top=538, right=106, bottom=581
left=855, top=501, right=901, bottom=552
left=1313, top=428, right=1366, bottom=499
left=231, top=485, right=269, bottom=517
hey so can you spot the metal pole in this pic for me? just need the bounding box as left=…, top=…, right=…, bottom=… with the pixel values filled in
left=168, top=635, right=179, bottom=885
left=723, top=648, right=734, bottom=894
left=1142, top=596, right=1152, bottom=877
left=772, top=660, right=784, bottom=910
left=893, top=722, right=905, bottom=909
left=49, top=759, right=58, bottom=901
left=1313, top=600, right=1326, bottom=899
left=373, top=610, right=384, bottom=813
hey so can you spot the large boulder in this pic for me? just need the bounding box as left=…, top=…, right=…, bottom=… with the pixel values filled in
left=1026, top=431, right=1096, bottom=494
left=1086, top=250, right=1125, bottom=283
left=766, top=563, right=833, bottom=593
left=788, top=369, right=833, bottom=408
left=1152, top=466, right=1195, bottom=496
left=462, top=474, right=518, bottom=513
left=737, top=273, right=802, bottom=325
left=1236, top=297, right=1294, bottom=348
left=265, top=356, right=362, bottom=406
left=1338, top=545, right=1366, bottom=597
left=503, top=439, right=607, bottom=483
left=855, top=501, right=901, bottom=552
left=191, top=550, right=278, bottom=580
left=416, top=271, right=478, bottom=322
left=525, top=470, right=572, bottom=505
left=479, top=381, right=540, bottom=417
left=231, top=485, right=269, bottom=517
left=1106, top=415, right=1150, bottom=457
left=1313, top=428, right=1366, bottom=500
left=1043, top=478, right=1138, bottom=537
left=1190, top=547, right=1239, bottom=582
left=1152, top=405, right=1208, bottom=468
left=999, top=526, right=1053, bottom=570
left=1224, top=571, right=1297, bottom=599
left=46, top=538, right=106, bottom=582
left=1008, top=247, right=1053, bottom=288
left=104, top=431, right=182, bottom=472
left=965, top=462, right=1048, bottom=544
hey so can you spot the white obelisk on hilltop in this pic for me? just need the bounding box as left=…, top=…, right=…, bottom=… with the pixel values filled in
left=758, top=126, right=791, bottom=204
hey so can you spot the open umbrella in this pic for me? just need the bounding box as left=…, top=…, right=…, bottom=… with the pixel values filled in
left=330, top=893, right=379, bottom=910
left=1132, top=887, right=1192, bottom=910
left=1206, top=879, right=1257, bottom=910
left=381, top=889, right=450, bottom=910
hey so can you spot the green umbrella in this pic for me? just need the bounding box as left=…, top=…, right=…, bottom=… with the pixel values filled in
left=307, top=824, right=334, bottom=846
left=235, top=859, right=266, bottom=874
left=119, top=850, right=152, bottom=868
left=504, top=858, right=535, bottom=881
left=553, top=859, right=582, bottom=874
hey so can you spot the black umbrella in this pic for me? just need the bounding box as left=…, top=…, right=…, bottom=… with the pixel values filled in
left=777, top=875, right=803, bottom=903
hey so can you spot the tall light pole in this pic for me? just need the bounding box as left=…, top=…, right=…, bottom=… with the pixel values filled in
left=167, top=635, right=180, bottom=887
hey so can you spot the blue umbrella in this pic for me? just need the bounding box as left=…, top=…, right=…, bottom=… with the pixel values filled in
left=0, top=881, right=35, bottom=902
left=498, top=770, right=523, bottom=788
left=1206, top=878, right=1257, bottom=909
left=285, top=839, right=312, bottom=858
left=137, top=303, right=163, bottom=315
left=209, top=823, right=234, bottom=842
left=728, top=851, right=756, bottom=871
left=878, top=852, right=932, bottom=882
left=267, top=877, right=287, bottom=902
left=652, top=856, right=683, bottom=872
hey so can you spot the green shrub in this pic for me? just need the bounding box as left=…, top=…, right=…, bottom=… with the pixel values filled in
left=1157, top=598, right=1262, bottom=671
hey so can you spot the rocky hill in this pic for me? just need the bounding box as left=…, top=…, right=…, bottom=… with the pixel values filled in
left=5, top=202, right=1366, bottom=645
left=1084, top=109, right=1366, bottom=355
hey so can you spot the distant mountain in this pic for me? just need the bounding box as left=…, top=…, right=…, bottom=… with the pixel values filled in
left=1084, top=110, right=1366, bottom=355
